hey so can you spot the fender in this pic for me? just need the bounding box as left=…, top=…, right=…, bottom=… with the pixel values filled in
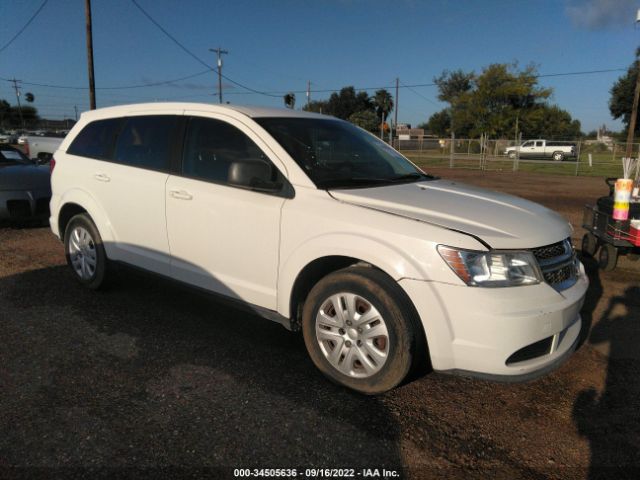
left=276, top=232, right=427, bottom=318
left=57, top=187, right=117, bottom=258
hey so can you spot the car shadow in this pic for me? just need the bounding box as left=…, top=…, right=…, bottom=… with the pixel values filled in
left=573, top=283, right=640, bottom=478
left=0, top=262, right=406, bottom=473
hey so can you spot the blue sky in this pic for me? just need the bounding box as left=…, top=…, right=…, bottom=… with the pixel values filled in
left=0, top=0, right=637, bottom=132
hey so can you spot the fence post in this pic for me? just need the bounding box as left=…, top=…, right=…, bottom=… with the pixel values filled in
left=513, top=133, right=521, bottom=171
left=450, top=131, right=455, bottom=168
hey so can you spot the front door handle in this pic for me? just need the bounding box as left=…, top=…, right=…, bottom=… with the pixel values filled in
left=169, top=189, right=193, bottom=200
left=94, top=172, right=111, bottom=182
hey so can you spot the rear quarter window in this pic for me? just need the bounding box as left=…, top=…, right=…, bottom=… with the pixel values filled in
left=67, top=118, right=123, bottom=160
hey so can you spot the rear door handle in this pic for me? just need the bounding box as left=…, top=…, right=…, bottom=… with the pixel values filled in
left=94, top=173, right=110, bottom=182
left=169, top=189, right=193, bottom=200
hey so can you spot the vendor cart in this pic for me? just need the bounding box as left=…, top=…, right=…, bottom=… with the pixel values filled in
left=582, top=179, right=640, bottom=271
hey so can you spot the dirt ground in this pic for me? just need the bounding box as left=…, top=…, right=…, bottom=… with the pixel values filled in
left=0, top=168, right=638, bottom=479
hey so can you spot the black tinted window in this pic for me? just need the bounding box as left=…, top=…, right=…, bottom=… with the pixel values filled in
left=67, top=118, right=122, bottom=159
left=183, top=117, right=274, bottom=184
left=113, top=115, right=179, bottom=171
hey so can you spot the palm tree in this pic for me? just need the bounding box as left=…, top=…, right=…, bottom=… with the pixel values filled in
left=374, top=89, right=394, bottom=138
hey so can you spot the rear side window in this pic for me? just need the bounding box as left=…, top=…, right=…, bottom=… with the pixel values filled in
left=182, top=117, right=270, bottom=183
left=113, top=115, right=179, bottom=171
left=67, top=118, right=123, bottom=159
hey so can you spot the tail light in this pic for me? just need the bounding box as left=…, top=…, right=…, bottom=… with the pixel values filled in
left=23, top=142, right=29, bottom=159
left=50, top=156, right=56, bottom=175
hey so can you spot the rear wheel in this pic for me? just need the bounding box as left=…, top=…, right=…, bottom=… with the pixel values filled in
left=302, top=266, right=423, bottom=394
left=63, top=213, right=109, bottom=289
left=598, top=243, right=618, bottom=271
left=581, top=232, right=598, bottom=257
left=552, top=151, right=564, bottom=162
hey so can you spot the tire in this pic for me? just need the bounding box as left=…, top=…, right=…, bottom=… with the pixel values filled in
left=581, top=232, right=598, bottom=257
left=63, top=213, right=109, bottom=289
left=301, top=266, right=424, bottom=394
left=508, top=151, right=516, bottom=159
left=598, top=243, right=618, bottom=272
left=552, top=151, right=564, bottom=162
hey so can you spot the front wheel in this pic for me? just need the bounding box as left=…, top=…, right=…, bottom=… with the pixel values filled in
left=302, top=266, right=424, bottom=394
left=63, top=213, right=109, bottom=289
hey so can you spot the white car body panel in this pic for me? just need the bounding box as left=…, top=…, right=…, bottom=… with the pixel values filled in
left=329, top=179, right=572, bottom=249
left=50, top=102, right=589, bottom=383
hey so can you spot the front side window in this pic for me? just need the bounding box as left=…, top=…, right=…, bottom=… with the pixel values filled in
left=522, top=141, right=533, bottom=147
left=113, top=115, right=179, bottom=171
left=67, top=118, right=123, bottom=159
left=183, top=117, right=283, bottom=191
left=256, top=117, right=430, bottom=189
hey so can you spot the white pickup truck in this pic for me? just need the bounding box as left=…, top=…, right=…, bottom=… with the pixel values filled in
left=19, top=135, right=64, bottom=164
left=505, top=139, right=576, bottom=162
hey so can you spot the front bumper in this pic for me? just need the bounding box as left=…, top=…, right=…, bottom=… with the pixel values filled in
left=399, top=261, right=588, bottom=380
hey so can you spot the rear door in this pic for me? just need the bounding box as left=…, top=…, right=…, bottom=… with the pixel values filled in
left=165, top=114, right=289, bottom=309
left=66, top=114, right=181, bottom=275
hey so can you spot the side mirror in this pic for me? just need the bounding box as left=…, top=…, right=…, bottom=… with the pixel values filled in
left=228, top=160, right=282, bottom=192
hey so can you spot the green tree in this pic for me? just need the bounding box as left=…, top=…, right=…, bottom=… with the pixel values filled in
left=348, top=110, right=378, bottom=132
left=303, top=100, right=328, bottom=114
left=0, top=99, right=10, bottom=129
left=373, top=89, right=394, bottom=123
left=10, top=105, right=39, bottom=129
left=320, top=86, right=374, bottom=120
left=434, top=69, right=474, bottom=103
left=610, top=49, right=640, bottom=135
left=427, top=63, right=582, bottom=139
left=421, top=110, right=450, bottom=136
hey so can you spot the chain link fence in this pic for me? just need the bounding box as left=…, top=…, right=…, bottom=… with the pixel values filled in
left=396, top=137, right=639, bottom=178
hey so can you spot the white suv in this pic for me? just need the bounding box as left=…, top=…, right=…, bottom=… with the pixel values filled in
left=50, top=103, right=588, bottom=394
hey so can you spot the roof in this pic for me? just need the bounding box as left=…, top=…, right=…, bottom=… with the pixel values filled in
left=79, top=102, right=332, bottom=121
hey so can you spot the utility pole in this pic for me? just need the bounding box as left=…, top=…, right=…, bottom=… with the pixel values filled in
left=394, top=77, right=399, bottom=136
left=626, top=55, right=640, bottom=159
left=74, top=105, right=79, bottom=121
left=85, top=0, right=96, bottom=110
left=11, top=79, right=25, bottom=130
left=209, top=47, right=228, bottom=104
left=306, top=80, right=311, bottom=109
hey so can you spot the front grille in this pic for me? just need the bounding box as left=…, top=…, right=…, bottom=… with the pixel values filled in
left=532, top=241, right=566, bottom=260
left=531, top=238, right=577, bottom=291
left=6, top=200, right=31, bottom=218
left=506, top=336, right=553, bottom=365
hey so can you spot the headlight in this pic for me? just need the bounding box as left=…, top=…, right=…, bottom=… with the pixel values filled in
left=437, top=245, right=542, bottom=287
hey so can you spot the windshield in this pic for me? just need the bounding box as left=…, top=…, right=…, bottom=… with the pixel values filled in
left=256, top=117, right=432, bottom=189
left=0, top=148, right=30, bottom=165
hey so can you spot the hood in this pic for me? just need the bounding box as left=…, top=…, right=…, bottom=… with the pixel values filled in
left=329, top=179, right=571, bottom=249
left=0, top=164, right=51, bottom=192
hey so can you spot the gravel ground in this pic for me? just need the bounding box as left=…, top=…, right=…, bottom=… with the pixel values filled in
left=0, top=169, right=639, bottom=479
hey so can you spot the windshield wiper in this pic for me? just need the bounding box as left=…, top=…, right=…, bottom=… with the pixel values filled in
left=390, top=172, right=435, bottom=182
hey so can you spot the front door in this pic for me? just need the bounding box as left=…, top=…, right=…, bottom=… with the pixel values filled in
left=165, top=114, right=289, bottom=310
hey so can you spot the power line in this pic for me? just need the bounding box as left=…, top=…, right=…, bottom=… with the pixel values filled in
left=399, top=80, right=439, bottom=107
left=0, top=69, right=213, bottom=90
left=1, top=66, right=628, bottom=100
left=129, top=0, right=280, bottom=98
left=0, top=0, right=49, bottom=54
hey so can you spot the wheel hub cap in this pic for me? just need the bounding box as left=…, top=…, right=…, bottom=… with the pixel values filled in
left=68, top=226, right=97, bottom=280
left=315, top=292, right=389, bottom=378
